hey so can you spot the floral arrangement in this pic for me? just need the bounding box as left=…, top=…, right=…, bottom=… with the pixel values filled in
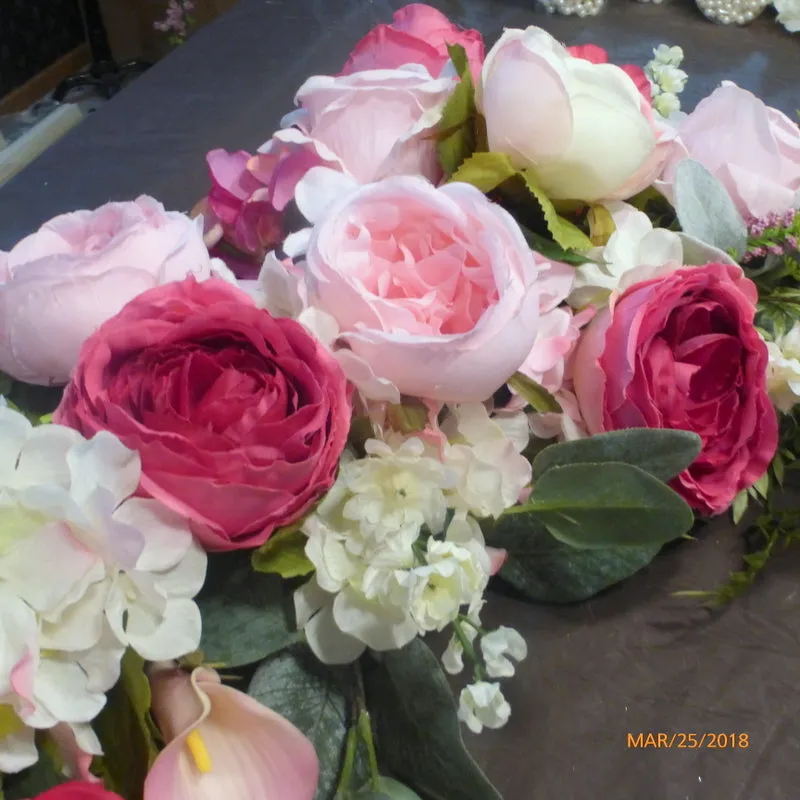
left=153, top=0, right=197, bottom=46
left=1, top=4, right=799, bottom=799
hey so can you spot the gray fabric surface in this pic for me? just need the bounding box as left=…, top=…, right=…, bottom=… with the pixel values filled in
left=1, top=2, right=799, bottom=798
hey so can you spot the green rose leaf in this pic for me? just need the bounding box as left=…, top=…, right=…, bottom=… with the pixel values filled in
left=531, top=428, right=702, bottom=482
left=91, top=649, right=159, bottom=800
left=355, top=777, right=425, bottom=799
left=516, top=462, right=694, bottom=549
left=449, top=151, right=517, bottom=194
left=198, top=552, right=300, bottom=668
left=3, top=756, right=64, bottom=800
left=251, top=524, right=314, bottom=579
left=484, top=512, right=660, bottom=603
left=519, top=170, right=593, bottom=252
left=672, top=159, right=747, bottom=258
left=438, top=44, right=477, bottom=176
left=364, top=640, right=501, bottom=800
left=248, top=648, right=367, bottom=800
left=507, top=372, right=561, bottom=413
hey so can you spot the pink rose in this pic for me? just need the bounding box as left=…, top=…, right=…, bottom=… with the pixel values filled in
left=0, top=197, right=219, bottom=385
left=567, top=44, right=652, bottom=104
left=251, top=65, right=455, bottom=211
left=658, top=82, right=800, bottom=218
left=340, top=3, right=484, bottom=83
left=203, top=149, right=283, bottom=270
left=300, top=175, right=545, bottom=402
left=572, top=263, right=778, bottom=515
left=31, top=785, right=123, bottom=800
left=55, top=278, right=352, bottom=551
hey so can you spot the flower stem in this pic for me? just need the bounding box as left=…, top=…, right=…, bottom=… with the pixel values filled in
left=453, top=618, right=485, bottom=681
left=335, top=724, right=359, bottom=798
left=354, top=663, right=381, bottom=790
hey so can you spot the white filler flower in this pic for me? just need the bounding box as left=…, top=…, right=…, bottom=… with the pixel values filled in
left=480, top=626, right=528, bottom=678
left=458, top=682, right=512, bottom=734
left=0, top=404, right=206, bottom=772
left=766, top=323, right=800, bottom=412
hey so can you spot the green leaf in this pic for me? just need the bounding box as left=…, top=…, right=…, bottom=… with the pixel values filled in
left=672, top=159, right=747, bottom=257
left=198, top=552, right=300, bottom=668
left=449, top=151, right=516, bottom=194
left=3, top=751, right=64, bottom=800
left=732, top=490, right=749, bottom=525
left=251, top=524, right=314, bottom=579
left=484, top=513, right=660, bottom=603
left=92, top=649, right=159, bottom=800
left=519, top=170, right=593, bottom=251
left=751, top=471, right=770, bottom=500
left=355, top=777, right=424, bottom=799
left=364, top=640, right=501, bottom=800
left=507, top=372, right=561, bottom=413
left=437, top=44, right=477, bottom=176
left=385, top=400, right=429, bottom=434
left=519, top=226, right=592, bottom=267
left=531, top=428, right=702, bottom=482
left=248, top=648, right=367, bottom=800
left=519, top=462, right=694, bottom=549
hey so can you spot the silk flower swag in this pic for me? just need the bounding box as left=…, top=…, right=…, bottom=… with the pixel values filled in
left=0, top=5, right=799, bottom=800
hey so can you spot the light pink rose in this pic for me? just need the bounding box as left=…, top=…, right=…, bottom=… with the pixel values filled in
left=300, top=175, right=545, bottom=402
left=0, top=196, right=218, bottom=385
left=658, top=82, right=800, bottom=218
left=250, top=65, right=455, bottom=212
left=477, top=27, right=665, bottom=203
left=340, top=3, right=485, bottom=83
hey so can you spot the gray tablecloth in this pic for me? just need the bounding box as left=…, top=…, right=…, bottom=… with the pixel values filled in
left=2, top=2, right=799, bottom=798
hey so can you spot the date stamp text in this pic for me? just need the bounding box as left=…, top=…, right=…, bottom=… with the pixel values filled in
left=627, top=732, right=750, bottom=749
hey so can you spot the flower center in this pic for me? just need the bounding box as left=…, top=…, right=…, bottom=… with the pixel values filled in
left=185, top=729, right=213, bottom=774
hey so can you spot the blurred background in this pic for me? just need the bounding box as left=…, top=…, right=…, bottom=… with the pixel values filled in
left=0, top=0, right=238, bottom=184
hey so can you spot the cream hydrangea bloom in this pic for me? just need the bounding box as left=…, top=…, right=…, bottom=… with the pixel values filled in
left=766, top=323, right=800, bottom=412
left=0, top=403, right=206, bottom=772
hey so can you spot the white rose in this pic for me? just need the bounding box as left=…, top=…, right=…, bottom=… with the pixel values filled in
left=477, top=26, right=659, bottom=202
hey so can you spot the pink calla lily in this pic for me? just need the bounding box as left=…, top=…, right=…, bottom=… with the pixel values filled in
left=145, top=664, right=319, bottom=800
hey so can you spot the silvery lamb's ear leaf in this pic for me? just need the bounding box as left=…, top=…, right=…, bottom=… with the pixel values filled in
left=673, top=159, right=748, bottom=258
left=678, top=231, right=740, bottom=268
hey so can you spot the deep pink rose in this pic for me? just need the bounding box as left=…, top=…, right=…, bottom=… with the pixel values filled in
left=0, top=197, right=220, bottom=385
left=202, top=149, right=283, bottom=271
left=567, top=43, right=652, bottom=103
left=340, top=3, right=484, bottom=83
left=55, top=278, right=352, bottom=551
left=31, top=784, right=122, bottom=800
left=572, top=263, right=778, bottom=515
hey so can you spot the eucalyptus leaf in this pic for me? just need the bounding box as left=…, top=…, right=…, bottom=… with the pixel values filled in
left=438, top=44, right=477, bottom=176
left=678, top=231, right=739, bottom=268
left=484, top=513, right=660, bottom=603
left=198, top=552, right=300, bottom=668
left=531, top=428, right=702, bottom=482
left=248, top=648, right=367, bottom=800
left=673, top=159, right=747, bottom=257
left=521, top=462, right=694, bottom=548
left=364, top=640, right=501, bottom=800
left=355, top=777, right=424, bottom=799
left=92, top=649, right=159, bottom=800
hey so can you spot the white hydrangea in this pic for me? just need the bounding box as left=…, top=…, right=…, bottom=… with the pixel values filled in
left=774, top=0, right=800, bottom=33
left=480, top=626, right=528, bottom=679
left=458, top=682, right=511, bottom=734
left=766, top=324, right=800, bottom=412
left=439, top=403, right=532, bottom=519
left=0, top=404, right=205, bottom=773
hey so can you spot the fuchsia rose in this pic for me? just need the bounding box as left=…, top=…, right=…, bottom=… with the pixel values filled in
left=572, top=263, right=778, bottom=515
left=31, top=785, right=123, bottom=800
left=300, top=175, right=545, bottom=403
left=0, top=197, right=219, bottom=385
left=54, top=278, right=352, bottom=551
left=251, top=65, right=455, bottom=212
left=567, top=43, right=652, bottom=103
left=202, top=148, right=283, bottom=270
left=340, top=3, right=485, bottom=83
left=658, top=82, right=800, bottom=218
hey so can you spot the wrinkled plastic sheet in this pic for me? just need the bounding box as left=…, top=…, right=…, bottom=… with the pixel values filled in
left=1, top=2, right=799, bottom=797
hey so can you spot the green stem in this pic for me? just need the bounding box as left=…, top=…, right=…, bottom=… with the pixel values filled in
left=453, top=618, right=485, bottom=681
left=335, top=724, right=359, bottom=798
left=354, top=664, right=381, bottom=790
